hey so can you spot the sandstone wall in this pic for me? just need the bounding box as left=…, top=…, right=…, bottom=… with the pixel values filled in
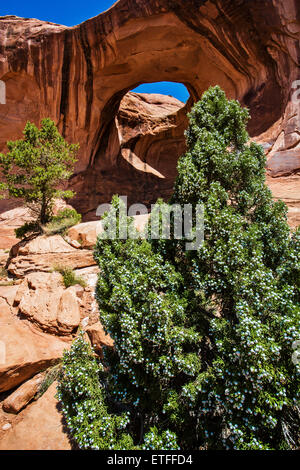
left=0, top=0, right=299, bottom=217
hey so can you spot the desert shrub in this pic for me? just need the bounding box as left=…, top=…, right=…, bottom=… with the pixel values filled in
left=15, top=221, right=41, bottom=239
left=0, top=267, right=8, bottom=279
left=53, top=265, right=87, bottom=288
left=58, top=86, right=300, bottom=450
left=36, top=363, right=62, bottom=399
left=0, top=267, right=14, bottom=286
left=43, top=208, right=82, bottom=235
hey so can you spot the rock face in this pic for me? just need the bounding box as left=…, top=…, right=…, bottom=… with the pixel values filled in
left=0, top=230, right=103, bottom=397
left=0, top=206, right=32, bottom=250
left=0, top=297, right=68, bottom=392
left=0, top=0, right=299, bottom=219
left=7, top=235, right=96, bottom=278
left=68, top=221, right=104, bottom=249
left=17, top=272, right=81, bottom=335
left=0, top=199, right=78, bottom=250
left=267, top=175, right=300, bottom=229
left=71, top=92, right=188, bottom=219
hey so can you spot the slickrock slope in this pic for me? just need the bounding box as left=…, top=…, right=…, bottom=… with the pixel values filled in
left=0, top=0, right=299, bottom=218
left=0, top=382, right=73, bottom=450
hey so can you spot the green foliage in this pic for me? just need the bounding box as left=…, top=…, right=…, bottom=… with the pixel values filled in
left=15, top=221, right=41, bottom=239
left=58, top=86, right=300, bottom=450
left=15, top=209, right=82, bottom=239
left=36, top=364, right=62, bottom=399
left=53, top=265, right=87, bottom=289
left=0, top=280, right=14, bottom=287
left=57, top=333, right=135, bottom=450
left=0, top=267, right=14, bottom=286
left=95, top=200, right=198, bottom=449
left=0, top=119, right=79, bottom=225
left=0, top=267, right=8, bottom=279
left=43, top=208, right=82, bottom=235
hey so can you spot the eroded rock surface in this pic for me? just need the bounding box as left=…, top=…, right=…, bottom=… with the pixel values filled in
left=0, top=297, right=68, bottom=392
left=0, top=0, right=299, bottom=218
left=86, top=322, right=114, bottom=356
left=0, top=207, right=32, bottom=250
left=7, top=235, right=96, bottom=278
left=17, top=272, right=81, bottom=335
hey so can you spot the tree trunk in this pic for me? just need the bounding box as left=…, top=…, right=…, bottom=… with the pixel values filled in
left=40, top=194, right=48, bottom=225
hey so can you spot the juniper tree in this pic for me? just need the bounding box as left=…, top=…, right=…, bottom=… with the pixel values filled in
left=0, top=118, right=78, bottom=226
left=169, top=86, right=300, bottom=449
left=58, top=87, right=299, bottom=450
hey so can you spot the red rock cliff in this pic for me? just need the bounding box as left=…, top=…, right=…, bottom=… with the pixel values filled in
left=0, top=0, right=299, bottom=218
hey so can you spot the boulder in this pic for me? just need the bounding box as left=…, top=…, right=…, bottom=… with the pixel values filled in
left=0, top=382, right=73, bottom=450
left=0, top=298, right=68, bottom=392
left=74, top=266, right=99, bottom=289
left=2, top=373, right=44, bottom=414
left=17, top=273, right=81, bottom=335
left=1, top=423, right=11, bottom=431
left=68, top=239, right=82, bottom=249
left=57, top=287, right=81, bottom=334
left=18, top=272, right=63, bottom=334
left=68, top=221, right=103, bottom=249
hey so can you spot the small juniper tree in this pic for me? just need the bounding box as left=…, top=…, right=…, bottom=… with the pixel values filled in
left=0, top=118, right=78, bottom=226
left=58, top=87, right=299, bottom=450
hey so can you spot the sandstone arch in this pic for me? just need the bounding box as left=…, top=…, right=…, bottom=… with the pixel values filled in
left=0, top=0, right=299, bottom=218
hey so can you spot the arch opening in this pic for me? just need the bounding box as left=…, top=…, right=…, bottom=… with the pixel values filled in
left=131, top=82, right=190, bottom=104
left=72, top=81, right=193, bottom=220
left=113, top=81, right=191, bottom=193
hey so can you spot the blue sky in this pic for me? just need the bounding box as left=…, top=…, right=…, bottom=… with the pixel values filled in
left=1, top=1, right=118, bottom=26
left=0, top=1, right=189, bottom=102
